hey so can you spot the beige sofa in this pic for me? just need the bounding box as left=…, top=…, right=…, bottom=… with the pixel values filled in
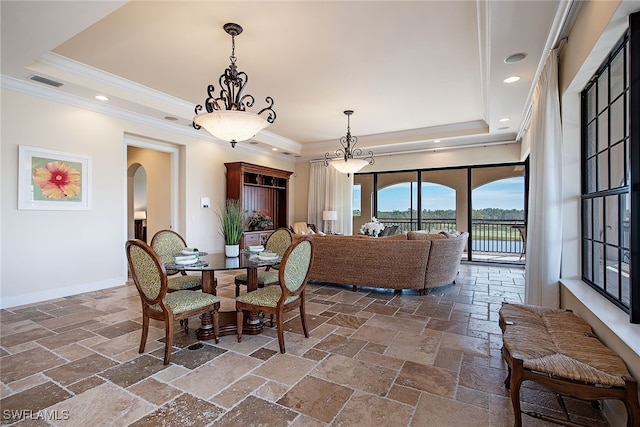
left=306, top=231, right=469, bottom=294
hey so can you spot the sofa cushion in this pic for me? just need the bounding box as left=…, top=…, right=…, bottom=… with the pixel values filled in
left=407, top=231, right=447, bottom=240
left=378, top=233, right=407, bottom=240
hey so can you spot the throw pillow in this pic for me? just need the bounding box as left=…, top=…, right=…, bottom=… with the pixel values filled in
left=407, top=231, right=447, bottom=240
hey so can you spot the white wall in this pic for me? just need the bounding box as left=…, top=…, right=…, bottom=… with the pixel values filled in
left=0, top=88, right=295, bottom=308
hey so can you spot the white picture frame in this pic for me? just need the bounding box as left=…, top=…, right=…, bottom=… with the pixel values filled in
left=18, top=145, right=91, bottom=211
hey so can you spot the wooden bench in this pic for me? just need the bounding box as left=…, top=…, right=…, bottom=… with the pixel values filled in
left=498, top=302, right=640, bottom=427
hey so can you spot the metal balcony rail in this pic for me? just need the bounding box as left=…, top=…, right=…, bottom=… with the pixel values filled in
left=376, top=217, right=525, bottom=256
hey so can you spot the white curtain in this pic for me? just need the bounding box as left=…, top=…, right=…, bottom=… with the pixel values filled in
left=525, top=51, right=563, bottom=307
left=308, top=162, right=353, bottom=235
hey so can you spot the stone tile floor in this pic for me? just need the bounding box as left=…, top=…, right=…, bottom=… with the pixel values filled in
left=0, top=264, right=609, bottom=426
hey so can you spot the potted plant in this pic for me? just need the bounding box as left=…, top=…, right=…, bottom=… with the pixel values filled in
left=248, top=209, right=273, bottom=230
left=217, top=199, right=245, bottom=257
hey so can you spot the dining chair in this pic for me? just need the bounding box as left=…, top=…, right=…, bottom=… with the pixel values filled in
left=126, top=239, right=220, bottom=364
left=150, top=229, right=204, bottom=292
left=236, top=236, right=314, bottom=353
left=234, top=227, right=293, bottom=297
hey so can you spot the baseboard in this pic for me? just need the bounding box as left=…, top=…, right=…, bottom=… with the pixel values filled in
left=0, top=277, right=127, bottom=309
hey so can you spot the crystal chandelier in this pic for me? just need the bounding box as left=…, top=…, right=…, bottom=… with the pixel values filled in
left=324, top=110, right=374, bottom=176
left=193, top=23, right=276, bottom=148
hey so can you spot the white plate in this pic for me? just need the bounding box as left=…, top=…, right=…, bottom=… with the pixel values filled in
left=258, top=253, right=278, bottom=261
left=248, top=245, right=264, bottom=252
left=175, top=257, right=198, bottom=265
left=181, top=249, right=198, bottom=255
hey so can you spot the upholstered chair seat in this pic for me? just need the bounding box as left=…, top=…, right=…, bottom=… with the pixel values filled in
left=233, top=270, right=279, bottom=287
left=235, top=285, right=301, bottom=307
left=149, top=290, right=219, bottom=313
left=167, top=275, right=203, bottom=291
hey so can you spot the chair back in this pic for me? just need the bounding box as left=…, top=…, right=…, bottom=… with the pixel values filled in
left=279, top=236, right=314, bottom=295
left=265, top=228, right=293, bottom=257
left=126, top=239, right=168, bottom=305
left=150, top=229, right=187, bottom=275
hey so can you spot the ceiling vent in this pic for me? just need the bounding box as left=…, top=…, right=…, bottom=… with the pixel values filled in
left=30, top=75, right=63, bottom=87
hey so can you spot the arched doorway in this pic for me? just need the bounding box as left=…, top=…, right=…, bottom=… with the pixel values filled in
left=127, top=163, right=147, bottom=241
left=125, top=138, right=179, bottom=245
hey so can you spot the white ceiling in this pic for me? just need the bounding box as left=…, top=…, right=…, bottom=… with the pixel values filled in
left=1, top=1, right=569, bottom=160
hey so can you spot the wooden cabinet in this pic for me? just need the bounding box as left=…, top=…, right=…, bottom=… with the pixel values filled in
left=241, top=230, right=273, bottom=248
left=225, top=162, right=293, bottom=249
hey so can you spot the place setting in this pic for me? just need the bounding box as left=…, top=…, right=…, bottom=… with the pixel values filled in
left=168, top=248, right=209, bottom=268
left=246, top=245, right=280, bottom=261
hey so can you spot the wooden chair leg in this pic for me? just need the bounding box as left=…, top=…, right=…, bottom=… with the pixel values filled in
left=183, top=318, right=189, bottom=332
left=139, top=313, right=149, bottom=353
left=300, top=300, right=309, bottom=338
left=164, top=316, right=175, bottom=365
left=509, top=358, right=525, bottom=427
left=213, top=310, right=219, bottom=344
left=276, top=310, right=286, bottom=353
left=236, top=309, right=243, bottom=343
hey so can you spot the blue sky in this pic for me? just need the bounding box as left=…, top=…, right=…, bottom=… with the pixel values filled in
left=354, top=177, right=524, bottom=211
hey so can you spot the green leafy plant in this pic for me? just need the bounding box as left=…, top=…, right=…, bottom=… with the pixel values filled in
left=217, top=199, right=245, bottom=245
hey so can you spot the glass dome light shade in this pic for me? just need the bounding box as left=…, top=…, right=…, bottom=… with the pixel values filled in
left=194, top=110, right=269, bottom=143
left=329, top=158, right=369, bottom=174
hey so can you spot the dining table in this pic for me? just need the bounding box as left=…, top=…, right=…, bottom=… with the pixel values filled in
left=165, top=250, right=280, bottom=340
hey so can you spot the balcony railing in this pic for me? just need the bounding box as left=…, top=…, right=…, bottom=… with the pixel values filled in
left=376, top=217, right=526, bottom=261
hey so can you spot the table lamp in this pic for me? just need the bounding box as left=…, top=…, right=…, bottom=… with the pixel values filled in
left=322, top=210, right=338, bottom=234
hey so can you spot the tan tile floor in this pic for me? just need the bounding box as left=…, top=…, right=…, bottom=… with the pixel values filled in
left=1, top=264, right=609, bottom=426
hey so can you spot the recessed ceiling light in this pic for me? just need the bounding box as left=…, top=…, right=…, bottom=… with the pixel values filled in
left=503, top=76, right=520, bottom=83
left=499, top=117, right=510, bottom=122
left=272, top=148, right=278, bottom=151
left=433, top=139, right=441, bottom=143
left=504, top=52, right=527, bottom=63
left=164, top=116, right=178, bottom=121
left=94, top=95, right=109, bottom=101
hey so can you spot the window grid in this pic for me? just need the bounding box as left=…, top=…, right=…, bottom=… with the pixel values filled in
left=581, top=30, right=634, bottom=316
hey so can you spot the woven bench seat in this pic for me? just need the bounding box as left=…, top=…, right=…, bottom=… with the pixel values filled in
left=498, top=302, right=640, bottom=427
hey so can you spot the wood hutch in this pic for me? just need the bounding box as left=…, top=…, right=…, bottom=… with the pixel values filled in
left=224, top=162, right=293, bottom=249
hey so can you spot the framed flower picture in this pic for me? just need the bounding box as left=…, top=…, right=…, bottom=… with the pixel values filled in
left=18, top=145, right=91, bottom=210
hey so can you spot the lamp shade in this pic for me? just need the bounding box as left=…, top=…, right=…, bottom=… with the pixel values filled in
left=134, top=211, right=146, bottom=220
left=322, top=210, right=338, bottom=221
left=329, top=158, right=369, bottom=174
left=193, top=110, right=269, bottom=143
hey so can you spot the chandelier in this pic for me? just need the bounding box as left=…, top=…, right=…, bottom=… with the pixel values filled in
left=193, top=23, right=276, bottom=148
left=324, top=110, right=374, bottom=176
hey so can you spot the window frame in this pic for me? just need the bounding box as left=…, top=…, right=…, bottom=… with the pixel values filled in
left=580, top=16, right=640, bottom=323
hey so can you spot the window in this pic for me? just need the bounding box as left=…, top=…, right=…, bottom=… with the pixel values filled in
left=353, top=184, right=361, bottom=217
left=354, top=163, right=526, bottom=264
left=581, top=24, right=639, bottom=322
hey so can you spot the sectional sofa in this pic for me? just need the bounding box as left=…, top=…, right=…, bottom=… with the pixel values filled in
left=305, top=231, right=469, bottom=294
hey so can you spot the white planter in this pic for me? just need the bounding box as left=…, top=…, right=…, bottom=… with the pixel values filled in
left=225, top=256, right=240, bottom=268
left=225, top=244, right=240, bottom=257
